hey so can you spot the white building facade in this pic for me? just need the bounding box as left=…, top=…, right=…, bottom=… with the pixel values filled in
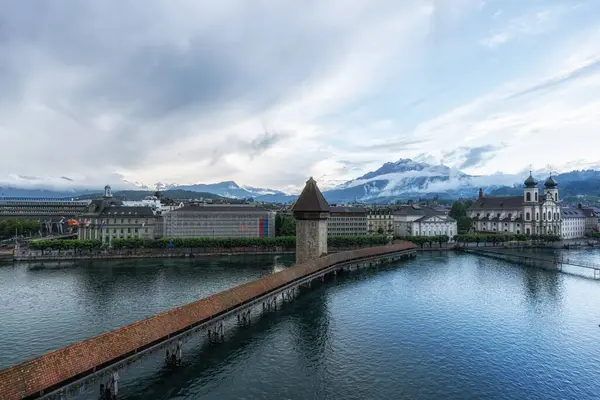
left=561, top=208, right=586, bottom=239
left=394, top=206, right=457, bottom=237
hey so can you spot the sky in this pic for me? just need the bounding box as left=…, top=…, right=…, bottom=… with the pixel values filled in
left=1, top=0, right=599, bottom=194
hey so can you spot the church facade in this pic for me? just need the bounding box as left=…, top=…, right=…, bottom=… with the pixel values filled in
left=469, top=174, right=561, bottom=236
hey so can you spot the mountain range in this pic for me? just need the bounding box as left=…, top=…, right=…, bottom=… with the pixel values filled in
left=2, top=159, right=600, bottom=204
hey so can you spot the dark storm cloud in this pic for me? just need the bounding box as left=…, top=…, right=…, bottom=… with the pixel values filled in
left=443, top=144, right=505, bottom=169
left=207, top=130, right=289, bottom=166
left=0, top=0, right=354, bottom=171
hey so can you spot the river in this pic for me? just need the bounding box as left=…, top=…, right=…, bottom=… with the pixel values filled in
left=1, top=250, right=600, bottom=399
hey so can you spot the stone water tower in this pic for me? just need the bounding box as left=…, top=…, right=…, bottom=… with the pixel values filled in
left=291, top=177, right=330, bottom=264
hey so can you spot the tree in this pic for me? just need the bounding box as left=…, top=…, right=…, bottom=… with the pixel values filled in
left=449, top=200, right=466, bottom=219
left=279, top=216, right=296, bottom=236
left=377, top=226, right=385, bottom=235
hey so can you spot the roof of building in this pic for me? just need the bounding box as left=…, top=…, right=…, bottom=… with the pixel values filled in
left=393, top=205, right=444, bottom=217
left=291, top=177, right=330, bottom=213
left=99, top=206, right=156, bottom=217
left=330, top=206, right=367, bottom=214
left=580, top=208, right=596, bottom=217
left=524, top=174, right=538, bottom=188
left=544, top=176, right=558, bottom=188
left=470, top=196, right=525, bottom=210
left=413, top=214, right=456, bottom=222
left=173, top=205, right=271, bottom=213
left=561, top=208, right=586, bottom=218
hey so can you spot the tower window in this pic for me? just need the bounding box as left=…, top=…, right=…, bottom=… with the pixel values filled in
left=526, top=192, right=531, bottom=202
left=526, top=212, right=531, bottom=221
left=535, top=192, right=538, bottom=201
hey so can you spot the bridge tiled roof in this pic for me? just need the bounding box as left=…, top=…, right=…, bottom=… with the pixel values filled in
left=0, top=242, right=415, bottom=400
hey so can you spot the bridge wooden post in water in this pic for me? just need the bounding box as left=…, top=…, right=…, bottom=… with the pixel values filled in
left=0, top=243, right=416, bottom=400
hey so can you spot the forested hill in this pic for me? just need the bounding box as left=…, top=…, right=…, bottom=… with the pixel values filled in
left=75, top=189, right=226, bottom=201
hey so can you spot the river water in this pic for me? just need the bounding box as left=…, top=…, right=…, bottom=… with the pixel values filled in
left=1, top=250, right=600, bottom=399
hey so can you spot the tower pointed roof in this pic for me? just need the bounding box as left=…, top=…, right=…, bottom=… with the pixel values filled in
left=524, top=172, right=537, bottom=188
left=292, top=177, right=330, bottom=213
left=544, top=175, right=558, bottom=188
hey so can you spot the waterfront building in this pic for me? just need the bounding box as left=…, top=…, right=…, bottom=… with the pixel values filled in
left=292, top=177, right=329, bottom=264
left=367, top=208, right=394, bottom=236
left=393, top=205, right=457, bottom=237
left=162, top=204, right=275, bottom=238
left=0, top=196, right=91, bottom=234
left=122, top=196, right=184, bottom=215
left=561, top=208, right=586, bottom=239
left=580, top=206, right=598, bottom=235
left=469, top=174, right=561, bottom=236
left=328, top=206, right=368, bottom=237
left=77, top=185, right=160, bottom=243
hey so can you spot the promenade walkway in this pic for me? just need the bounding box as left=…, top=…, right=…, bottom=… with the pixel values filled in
left=0, top=242, right=416, bottom=400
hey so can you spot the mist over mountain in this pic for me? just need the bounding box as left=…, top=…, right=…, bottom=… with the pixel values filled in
left=1, top=159, right=599, bottom=204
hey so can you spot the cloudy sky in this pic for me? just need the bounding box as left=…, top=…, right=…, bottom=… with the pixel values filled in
left=1, top=0, right=599, bottom=193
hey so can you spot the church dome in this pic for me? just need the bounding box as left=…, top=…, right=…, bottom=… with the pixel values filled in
left=544, top=175, right=558, bottom=188
left=524, top=174, right=537, bottom=188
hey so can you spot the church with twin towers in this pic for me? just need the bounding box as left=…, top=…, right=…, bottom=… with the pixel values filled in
left=469, top=173, right=561, bottom=236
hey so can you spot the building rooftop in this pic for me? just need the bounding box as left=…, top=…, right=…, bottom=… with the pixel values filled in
left=291, top=177, right=330, bottom=213
left=330, top=206, right=367, bottom=214
left=561, top=208, right=586, bottom=218
left=173, top=205, right=271, bottom=213
left=470, top=196, right=525, bottom=210
left=393, top=205, right=445, bottom=216
left=99, top=206, right=156, bottom=217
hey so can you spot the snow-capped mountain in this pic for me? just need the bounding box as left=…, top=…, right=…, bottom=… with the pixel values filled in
left=321, top=158, right=600, bottom=204
left=2, top=158, right=599, bottom=203
left=174, top=181, right=295, bottom=202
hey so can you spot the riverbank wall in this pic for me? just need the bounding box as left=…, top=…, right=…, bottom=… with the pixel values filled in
left=12, top=245, right=388, bottom=262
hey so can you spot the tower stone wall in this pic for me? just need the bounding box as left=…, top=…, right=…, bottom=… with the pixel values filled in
left=295, top=219, right=328, bottom=265
left=291, top=177, right=330, bottom=265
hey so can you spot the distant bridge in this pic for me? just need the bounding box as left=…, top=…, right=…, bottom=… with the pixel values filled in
left=0, top=242, right=416, bottom=400
left=462, top=248, right=600, bottom=279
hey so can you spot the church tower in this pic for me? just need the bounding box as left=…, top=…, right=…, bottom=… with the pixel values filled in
left=523, top=173, right=538, bottom=203
left=543, top=175, right=559, bottom=202
left=292, top=177, right=330, bottom=265
left=104, top=184, right=113, bottom=198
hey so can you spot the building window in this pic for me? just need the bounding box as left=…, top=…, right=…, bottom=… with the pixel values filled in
left=535, top=192, right=538, bottom=201
left=526, top=212, right=531, bottom=221
left=548, top=211, right=551, bottom=220
left=526, top=192, right=531, bottom=202
left=555, top=193, right=558, bottom=201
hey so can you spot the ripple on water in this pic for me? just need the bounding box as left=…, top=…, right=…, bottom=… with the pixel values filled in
left=2, top=251, right=600, bottom=399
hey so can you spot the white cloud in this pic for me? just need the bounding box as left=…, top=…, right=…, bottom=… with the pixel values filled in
left=0, top=0, right=598, bottom=194
left=480, top=3, right=571, bottom=48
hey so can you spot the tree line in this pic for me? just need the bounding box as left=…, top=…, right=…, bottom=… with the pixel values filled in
left=28, top=235, right=390, bottom=251
left=0, top=219, right=40, bottom=239
left=396, top=233, right=563, bottom=248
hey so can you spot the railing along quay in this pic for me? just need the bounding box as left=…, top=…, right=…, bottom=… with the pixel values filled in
left=461, top=248, right=600, bottom=279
